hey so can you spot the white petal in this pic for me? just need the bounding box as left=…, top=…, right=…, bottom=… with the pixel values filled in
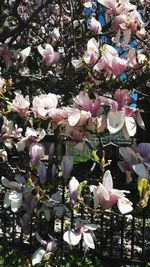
left=103, top=170, right=113, bottom=190
left=117, top=197, right=133, bottom=214
left=85, top=224, right=98, bottom=231
left=32, top=247, right=46, bottom=265
left=72, top=58, right=83, bottom=68
left=107, top=111, right=125, bottom=134
left=124, top=117, right=136, bottom=137
left=83, top=232, right=95, bottom=249
left=3, top=191, right=11, bottom=208
left=68, top=111, right=80, bottom=126
left=45, top=44, right=54, bottom=53
left=9, top=191, right=22, bottom=212
left=20, top=47, right=31, bottom=62
left=63, top=230, right=81, bottom=246
left=96, top=183, right=110, bottom=201
left=111, top=189, right=124, bottom=198
left=133, top=163, right=148, bottom=178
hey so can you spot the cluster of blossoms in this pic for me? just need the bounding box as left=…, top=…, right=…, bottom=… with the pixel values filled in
left=4, top=88, right=144, bottom=148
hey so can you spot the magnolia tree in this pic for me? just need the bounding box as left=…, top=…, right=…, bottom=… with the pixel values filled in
left=0, top=0, right=150, bottom=265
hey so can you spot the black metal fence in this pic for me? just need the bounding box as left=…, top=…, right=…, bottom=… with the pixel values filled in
left=0, top=138, right=149, bottom=266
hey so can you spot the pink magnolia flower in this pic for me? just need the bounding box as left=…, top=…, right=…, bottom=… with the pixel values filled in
left=90, top=170, right=133, bottom=214
left=49, top=107, right=70, bottom=124
left=32, top=93, right=59, bottom=119
left=118, top=146, right=139, bottom=178
left=97, top=0, right=136, bottom=15
left=61, top=155, right=73, bottom=179
left=29, top=143, right=45, bottom=165
left=94, top=44, right=127, bottom=77
left=133, top=143, right=150, bottom=168
left=107, top=89, right=145, bottom=138
left=68, top=109, right=91, bottom=127
left=65, top=125, right=86, bottom=141
left=118, top=145, right=149, bottom=178
left=73, top=91, right=103, bottom=117
left=69, top=176, right=79, bottom=205
left=1, top=175, right=29, bottom=213
left=63, top=220, right=98, bottom=249
left=9, top=92, right=30, bottom=116
left=32, top=233, right=57, bottom=266
left=38, top=44, right=60, bottom=66
left=112, top=9, right=145, bottom=43
left=87, top=116, right=107, bottom=133
left=50, top=27, right=60, bottom=43
left=83, top=38, right=99, bottom=65
left=1, top=118, right=23, bottom=149
left=87, top=17, right=102, bottom=34
left=15, top=127, right=46, bottom=152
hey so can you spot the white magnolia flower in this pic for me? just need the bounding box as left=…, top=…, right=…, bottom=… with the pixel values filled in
left=63, top=220, right=98, bottom=249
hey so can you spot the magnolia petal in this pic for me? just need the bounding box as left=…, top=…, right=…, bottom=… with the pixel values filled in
left=107, top=111, right=125, bottom=134
left=46, top=240, right=57, bottom=252
left=61, top=155, right=73, bottom=179
left=63, top=230, right=81, bottom=246
left=83, top=232, right=95, bottom=249
left=96, top=183, right=110, bottom=201
left=90, top=185, right=99, bottom=209
left=37, top=161, right=47, bottom=184
left=111, top=189, right=125, bottom=198
left=32, top=247, right=46, bottom=266
left=124, top=117, right=136, bottom=137
left=72, top=57, right=83, bottom=68
left=69, top=176, right=79, bottom=205
left=3, top=191, right=11, bottom=208
left=68, top=111, right=80, bottom=126
left=103, top=170, right=113, bottom=190
left=117, top=197, right=133, bottom=214
left=20, top=47, right=31, bottom=62
left=85, top=224, right=98, bottom=231
left=119, top=146, right=138, bottom=163
left=1, top=176, right=10, bottom=188
left=9, top=181, right=21, bottom=191
left=9, top=191, right=22, bottom=212
left=133, top=163, right=148, bottom=178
